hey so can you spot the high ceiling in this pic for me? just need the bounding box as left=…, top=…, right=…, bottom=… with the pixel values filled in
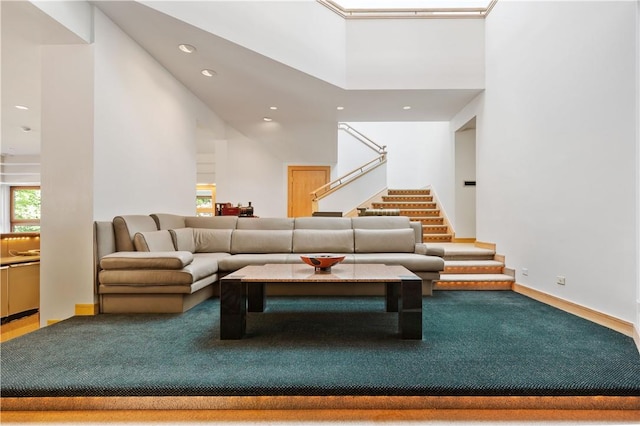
left=1, top=0, right=483, bottom=158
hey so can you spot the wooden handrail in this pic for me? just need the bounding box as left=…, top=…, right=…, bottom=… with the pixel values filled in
left=311, top=154, right=386, bottom=202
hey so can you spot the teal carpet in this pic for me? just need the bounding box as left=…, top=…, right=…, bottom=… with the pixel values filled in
left=1, top=291, right=639, bottom=397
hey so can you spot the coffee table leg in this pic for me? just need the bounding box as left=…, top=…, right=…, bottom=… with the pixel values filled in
left=399, top=276, right=422, bottom=340
left=248, top=282, right=266, bottom=312
left=385, top=282, right=399, bottom=312
left=220, top=277, right=246, bottom=339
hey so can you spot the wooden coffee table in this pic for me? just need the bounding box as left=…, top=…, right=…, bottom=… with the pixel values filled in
left=219, top=263, right=422, bottom=340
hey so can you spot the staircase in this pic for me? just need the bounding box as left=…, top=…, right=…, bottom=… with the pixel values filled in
left=433, top=243, right=515, bottom=290
left=367, top=188, right=515, bottom=291
left=371, top=189, right=452, bottom=242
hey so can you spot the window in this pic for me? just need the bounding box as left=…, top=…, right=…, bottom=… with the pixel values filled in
left=10, top=186, right=41, bottom=232
left=196, top=184, right=216, bottom=217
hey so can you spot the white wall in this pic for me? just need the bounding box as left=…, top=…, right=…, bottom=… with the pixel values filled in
left=345, top=18, right=484, bottom=89
left=318, top=162, right=387, bottom=214
left=214, top=127, right=286, bottom=217
left=482, top=1, right=637, bottom=322
left=340, top=122, right=453, bottom=213
left=336, top=126, right=381, bottom=179
left=92, top=8, right=223, bottom=220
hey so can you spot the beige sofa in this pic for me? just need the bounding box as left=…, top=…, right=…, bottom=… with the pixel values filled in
left=94, top=214, right=445, bottom=313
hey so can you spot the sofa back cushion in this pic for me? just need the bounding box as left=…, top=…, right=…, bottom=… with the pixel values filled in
left=292, top=229, right=354, bottom=253
left=193, top=228, right=233, bottom=253
left=113, top=215, right=159, bottom=251
left=231, top=230, right=292, bottom=254
left=184, top=216, right=238, bottom=229
left=236, top=217, right=294, bottom=230
left=133, top=230, right=176, bottom=252
left=151, top=213, right=187, bottom=230
left=351, top=216, right=412, bottom=230
left=169, top=228, right=196, bottom=253
left=354, top=228, right=416, bottom=253
left=294, top=217, right=352, bottom=230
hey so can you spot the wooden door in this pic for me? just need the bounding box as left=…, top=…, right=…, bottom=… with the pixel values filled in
left=288, top=166, right=330, bottom=217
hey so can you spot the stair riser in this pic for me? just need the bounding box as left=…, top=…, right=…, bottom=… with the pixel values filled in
left=422, top=226, right=448, bottom=234
left=411, top=218, right=444, bottom=225
left=443, top=266, right=504, bottom=274
left=382, top=196, right=433, bottom=202
left=388, top=190, right=431, bottom=196
left=372, top=203, right=437, bottom=209
left=423, top=235, right=453, bottom=242
left=443, top=255, right=495, bottom=261
left=402, top=210, right=440, bottom=217
left=434, top=282, right=513, bottom=291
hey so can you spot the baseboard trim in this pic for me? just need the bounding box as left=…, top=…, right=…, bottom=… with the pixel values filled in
left=75, top=303, right=99, bottom=316
left=513, top=283, right=634, bottom=337
left=634, top=326, right=640, bottom=355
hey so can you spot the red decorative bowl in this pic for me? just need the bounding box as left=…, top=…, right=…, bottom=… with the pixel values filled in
left=300, top=254, right=345, bottom=272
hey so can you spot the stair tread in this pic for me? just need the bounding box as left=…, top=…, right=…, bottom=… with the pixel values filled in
left=445, top=260, right=504, bottom=267
left=438, top=274, right=515, bottom=282
left=426, top=243, right=495, bottom=256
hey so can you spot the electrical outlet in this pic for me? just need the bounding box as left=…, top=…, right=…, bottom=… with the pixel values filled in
left=522, top=268, right=528, bottom=276
left=556, top=276, right=566, bottom=285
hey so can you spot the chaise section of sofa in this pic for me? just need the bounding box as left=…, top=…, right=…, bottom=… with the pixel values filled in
left=94, top=214, right=445, bottom=313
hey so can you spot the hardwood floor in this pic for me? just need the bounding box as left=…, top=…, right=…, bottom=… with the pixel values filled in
left=2, top=407, right=640, bottom=424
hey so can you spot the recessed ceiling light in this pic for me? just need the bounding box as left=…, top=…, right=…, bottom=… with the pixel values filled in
left=269, top=106, right=278, bottom=110
left=178, top=44, right=196, bottom=53
left=201, top=69, right=217, bottom=77
left=263, top=117, right=273, bottom=122
left=336, top=106, right=344, bottom=110
left=15, top=105, right=29, bottom=110
left=403, top=106, right=412, bottom=110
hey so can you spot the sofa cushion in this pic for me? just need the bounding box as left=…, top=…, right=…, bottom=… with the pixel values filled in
left=100, top=251, right=193, bottom=270
left=184, top=216, right=238, bottom=229
left=113, top=215, right=159, bottom=252
left=133, top=230, right=176, bottom=252
left=236, top=217, right=294, bottom=230
left=193, top=228, right=233, bottom=253
left=99, top=256, right=217, bottom=285
left=354, top=228, right=415, bottom=253
left=218, top=253, right=291, bottom=271
left=292, top=229, right=354, bottom=253
left=230, top=230, right=293, bottom=254
left=351, top=216, right=411, bottom=229
left=152, top=213, right=187, bottom=230
left=294, top=217, right=352, bottom=230
left=170, top=228, right=196, bottom=253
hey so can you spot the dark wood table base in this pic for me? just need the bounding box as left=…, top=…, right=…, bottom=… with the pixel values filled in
left=220, top=264, right=423, bottom=340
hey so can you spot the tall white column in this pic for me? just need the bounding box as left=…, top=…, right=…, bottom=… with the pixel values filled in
left=40, top=44, right=94, bottom=326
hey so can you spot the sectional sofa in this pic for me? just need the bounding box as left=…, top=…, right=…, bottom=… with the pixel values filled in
left=93, top=214, right=445, bottom=313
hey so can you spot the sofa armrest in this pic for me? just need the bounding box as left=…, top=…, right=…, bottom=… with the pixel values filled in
left=415, top=243, right=445, bottom=258
left=100, top=251, right=194, bottom=270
